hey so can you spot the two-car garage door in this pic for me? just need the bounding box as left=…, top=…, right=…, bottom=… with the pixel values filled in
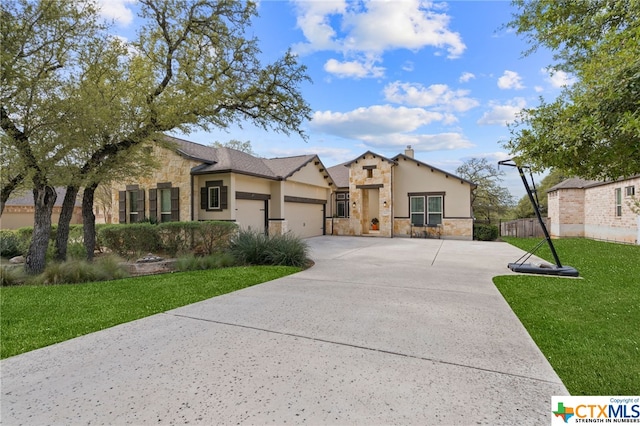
left=235, top=198, right=325, bottom=238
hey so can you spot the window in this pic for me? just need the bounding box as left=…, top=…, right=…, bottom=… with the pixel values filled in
left=160, top=189, right=172, bottom=222
left=209, top=187, right=220, bottom=209
left=410, top=194, right=443, bottom=226
left=119, top=187, right=145, bottom=223
left=367, top=169, right=373, bottom=178
left=410, top=196, right=425, bottom=226
left=200, top=180, right=227, bottom=211
left=615, top=188, right=622, bottom=217
left=336, top=192, right=349, bottom=217
left=427, top=196, right=443, bottom=225
left=625, top=186, right=635, bottom=197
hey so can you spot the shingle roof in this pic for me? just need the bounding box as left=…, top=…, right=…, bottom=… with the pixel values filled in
left=327, top=162, right=350, bottom=188
left=264, top=155, right=317, bottom=179
left=162, top=135, right=325, bottom=181
left=4, top=187, right=81, bottom=207
left=547, top=177, right=600, bottom=192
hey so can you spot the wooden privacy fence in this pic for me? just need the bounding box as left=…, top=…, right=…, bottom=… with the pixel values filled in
left=500, top=217, right=549, bottom=238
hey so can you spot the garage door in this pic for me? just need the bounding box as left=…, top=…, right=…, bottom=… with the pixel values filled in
left=286, top=202, right=324, bottom=238
left=236, top=199, right=266, bottom=233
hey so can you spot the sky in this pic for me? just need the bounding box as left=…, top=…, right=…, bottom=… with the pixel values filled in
left=98, top=0, right=573, bottom=199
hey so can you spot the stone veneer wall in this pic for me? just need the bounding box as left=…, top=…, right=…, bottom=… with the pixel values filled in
left=268, top=220, right=288, bottom=237
left=325, top=218, right=355, bottom=236
left=549, top=188, right=586, bottom=238
left=441, top=218, right=473, bottom=240
left=583, top=177, right=639, bottom=244
left=348, top=154, right=393, bottom=237
left=112, top=146, right=199, bottom=223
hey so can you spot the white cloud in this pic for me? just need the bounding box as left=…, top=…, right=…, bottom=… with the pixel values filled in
left=383, top=81, right=479, bottom=112
left=497, top=70, right=525, bottom=90
left=477, top=98, right=526, bottom=126
left=309, top=105, right=472, bottom=152
left=459, top=72, right=475, bottom=83
left=96, top=0, right=136, bottom=26
left=293, top=0, right=465, bottom=64
left=402, top=61, right=415, bottom=72
left=542, top=68, right=577, bottom=88
left=311, top=105, right=446, bottom=137
left=362, top=132, right=473, bottom=152
left=534, top=85, right=544, bottom=93
left=324, top=58, right=385, bottom=79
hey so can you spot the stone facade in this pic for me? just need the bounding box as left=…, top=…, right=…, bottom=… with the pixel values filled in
left=112, top=145, right=199, bottom=224
left=347, top=153, right=394, bottom=237
left=549, top=177, right=639, bottom=244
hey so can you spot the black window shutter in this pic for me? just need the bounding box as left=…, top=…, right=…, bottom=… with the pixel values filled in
left=149, top=189, right=157, bottom=220
left=220, top=186, right=228, bottom=209
left=200, top=187, right=208, bottom=210
left=118, top=191, right=126, bottom=223
left=137, top=189, right=145, bottom=220
left=171, top=187, right=180, bottom=221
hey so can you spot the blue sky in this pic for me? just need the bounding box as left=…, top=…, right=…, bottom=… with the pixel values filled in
left=99, top=0, right=573, bottom=198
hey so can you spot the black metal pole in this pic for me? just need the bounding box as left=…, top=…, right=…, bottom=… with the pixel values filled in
left=517, top=166, right=563, bottom=267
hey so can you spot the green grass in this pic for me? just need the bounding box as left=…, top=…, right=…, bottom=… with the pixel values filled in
left=494, top=238, right=640, bottom=395
left=0, top=266, right=299, bottom=359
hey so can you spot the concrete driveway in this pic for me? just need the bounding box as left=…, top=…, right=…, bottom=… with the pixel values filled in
left=1, top=237, right=567, bottom=425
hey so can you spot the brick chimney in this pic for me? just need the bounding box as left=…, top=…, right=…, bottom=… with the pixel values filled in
left=404, top=145, right=414, bottom=158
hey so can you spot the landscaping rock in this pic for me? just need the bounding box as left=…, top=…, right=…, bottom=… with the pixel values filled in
left=136, top=253, right=164, bottom=263
left=9, top=256, right=25, bottom=264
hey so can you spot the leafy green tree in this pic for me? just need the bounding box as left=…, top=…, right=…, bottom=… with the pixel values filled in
left=511, top=169, right=567, bottom=218
left=213, top=139, right=256, bottom=156
left=2, top=0, right=312, bottom=271
left=456, top=158, right=514, bottom=224
left=1, top=0, right=105, bottom=273
left=505, top=0, right=640, bottom=180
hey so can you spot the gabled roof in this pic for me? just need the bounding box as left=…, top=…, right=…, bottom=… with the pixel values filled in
left=392, top=153, right=477, bottom=188
left=548, top=175, right=640, bottom=192
left=161, top=135, right=329, bottom=182
left=547, top=177, right=598, bottom=192
left=327, top=162, right=350, bottom=188
left=343, top=150, right=397, bottom=167
left=4, top=187, right=81, bottom=207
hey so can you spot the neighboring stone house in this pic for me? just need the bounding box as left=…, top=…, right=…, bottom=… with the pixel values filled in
left=547, top=176, right=640, bottom=244
left=113, top=136, right=335, bottom=238
left=0, top=188, right=83, bottom=230
left=325, top=147, right=476, bottom=240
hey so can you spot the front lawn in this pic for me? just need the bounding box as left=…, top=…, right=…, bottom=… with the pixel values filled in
left=0, top=266, right=299, bottom=359
left=494, top=238, right=640, bottom=395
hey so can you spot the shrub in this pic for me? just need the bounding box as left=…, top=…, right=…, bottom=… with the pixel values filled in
left=37, top=256, right=129, bottom=285
left=194, top=221, right=238, bottom=255
left=174, top=252, right=237, bottom=271
left=474, top=224, right=499, bottom=241
left=0, top=230, right=21, bottom=258
left=157, top=221, right=200, bottom=256
left=99, top=224, right=161, bottom=258
left=0, top=265, right=27, bottom=286
left=229, top=230, right=309, bottom=267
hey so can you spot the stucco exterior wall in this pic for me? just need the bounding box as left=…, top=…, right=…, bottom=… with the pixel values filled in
left=0, top=206, right=82, bottom=230
left=393, top=157, right=473, bottom=219
left=194, top=173, right=234, bottom=222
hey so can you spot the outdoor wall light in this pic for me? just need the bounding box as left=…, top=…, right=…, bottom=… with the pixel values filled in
left=352, top=201, right=356, bottom=208
left=383, top=200, right=387, bottom=208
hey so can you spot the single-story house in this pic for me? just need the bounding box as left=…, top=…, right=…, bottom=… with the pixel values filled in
left=0, top=188, right=83, bottom=230
left=325, top=147, right=476, bottom=239
left=108, top=138, right=476, bottom=240
left=547, top=176, right=640, bottom=244
left=112, top=136, right=335, bottom=238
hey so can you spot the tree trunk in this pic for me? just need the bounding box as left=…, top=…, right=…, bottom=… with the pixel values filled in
left=25, top=185, right=57, bottom=275
left=0, top=172, right=25, bottom=217
left=54, top=185, right=80, bottom=261
left=82, top=183, right=98, bottom=261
